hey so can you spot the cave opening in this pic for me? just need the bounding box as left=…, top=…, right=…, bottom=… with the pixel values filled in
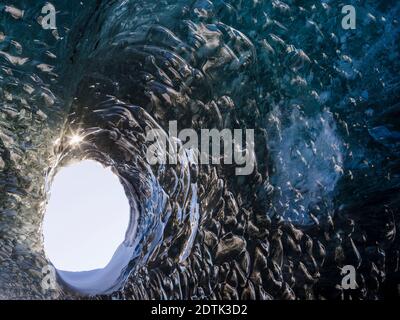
left=42, top=159, right=132, bottom=294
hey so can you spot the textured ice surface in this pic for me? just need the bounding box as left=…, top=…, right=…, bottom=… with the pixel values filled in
left=0, top=0, right=399, bottom=299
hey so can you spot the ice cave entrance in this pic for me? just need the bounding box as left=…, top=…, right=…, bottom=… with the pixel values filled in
left=43, top=160, right=131, bottom=293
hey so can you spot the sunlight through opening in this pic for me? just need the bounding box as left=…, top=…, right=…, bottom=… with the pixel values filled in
left=43, top=160, right=130, bottom=273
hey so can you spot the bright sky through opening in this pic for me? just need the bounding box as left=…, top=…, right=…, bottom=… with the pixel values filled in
left=43, top=160, right=130, bottom=272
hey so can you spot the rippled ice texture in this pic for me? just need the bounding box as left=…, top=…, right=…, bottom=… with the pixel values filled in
left=0, top=0, right=399, bottom=300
